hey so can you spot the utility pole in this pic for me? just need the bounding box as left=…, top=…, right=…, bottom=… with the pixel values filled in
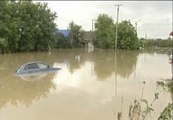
left=145, top=32, right=147, bottom=40
left=135, top=22, right=138, bottom=36
left=115, top=4, right=122, bottom=49
left=135, top=19, right=142, bottom=38
left=92, top=19, right=96, bottom=31
left=114, top=4, right=122, bottom=120
left=92, top=19, right=94, bottom=31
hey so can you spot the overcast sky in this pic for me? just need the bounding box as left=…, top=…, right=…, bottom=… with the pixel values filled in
left=38, top=1, right=172, bottom=39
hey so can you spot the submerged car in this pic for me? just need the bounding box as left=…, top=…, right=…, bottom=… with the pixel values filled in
left=16, top=61, right=61, bottom=76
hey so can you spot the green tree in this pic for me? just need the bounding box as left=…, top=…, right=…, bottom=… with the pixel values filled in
left=117, top=20, right=138, bottom=50
left=0, top=1, right=57, bottom=53
left=54, top=32, right=72, bottom=48
left=0, top=1, right=10, bottom=53
left=94, top=14, right=115, bottom=48
left=68, top=21, right=85, bottom=48
left=94, top=14, right=139, bottom=50
left=17, top=2, right=57, bottom=51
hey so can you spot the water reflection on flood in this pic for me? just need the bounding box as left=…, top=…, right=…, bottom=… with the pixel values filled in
left=0, top=49, right=172, bottom=120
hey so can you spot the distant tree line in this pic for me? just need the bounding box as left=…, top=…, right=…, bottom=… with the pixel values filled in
left=93, top=14, right=172, bottom=49
left=58, top=14, right=140, bottom=50
left=0, top=1, right=171, bottom=54
left=140, top=38, right=173, bottom=48
left=0, top=0, right=85, bottom=53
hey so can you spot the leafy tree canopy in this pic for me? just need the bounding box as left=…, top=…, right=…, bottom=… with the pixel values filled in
left=68, top=21, right=85, bottom=48
left=94, top=14, right=139, bottom=50
left=0, top=0, right=57, bottom=53
left=94, top=14, right=115, bottom=49
left=118, top=20, right=138, bottom=50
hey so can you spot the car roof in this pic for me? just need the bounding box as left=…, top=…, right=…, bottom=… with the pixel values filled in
left=24, top=61, right=45, bottom=65
left=20, top=61, right=47, bottom=67
left=16, top=61, right=46, bottom=74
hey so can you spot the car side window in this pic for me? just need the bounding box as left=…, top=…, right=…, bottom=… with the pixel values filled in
left=37, top=63, right=47, bottom=69
left=27, top=63, right=39, bottom=70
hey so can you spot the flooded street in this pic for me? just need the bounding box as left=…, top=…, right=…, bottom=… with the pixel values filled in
left=0, top=49, right=172, bottom=120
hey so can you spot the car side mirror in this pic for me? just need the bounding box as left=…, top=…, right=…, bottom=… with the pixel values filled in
left=47, top=65, right=50, bottom=68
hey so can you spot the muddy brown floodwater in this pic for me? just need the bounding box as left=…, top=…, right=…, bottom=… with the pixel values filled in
left=0, top=49, right=172, bottom=120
